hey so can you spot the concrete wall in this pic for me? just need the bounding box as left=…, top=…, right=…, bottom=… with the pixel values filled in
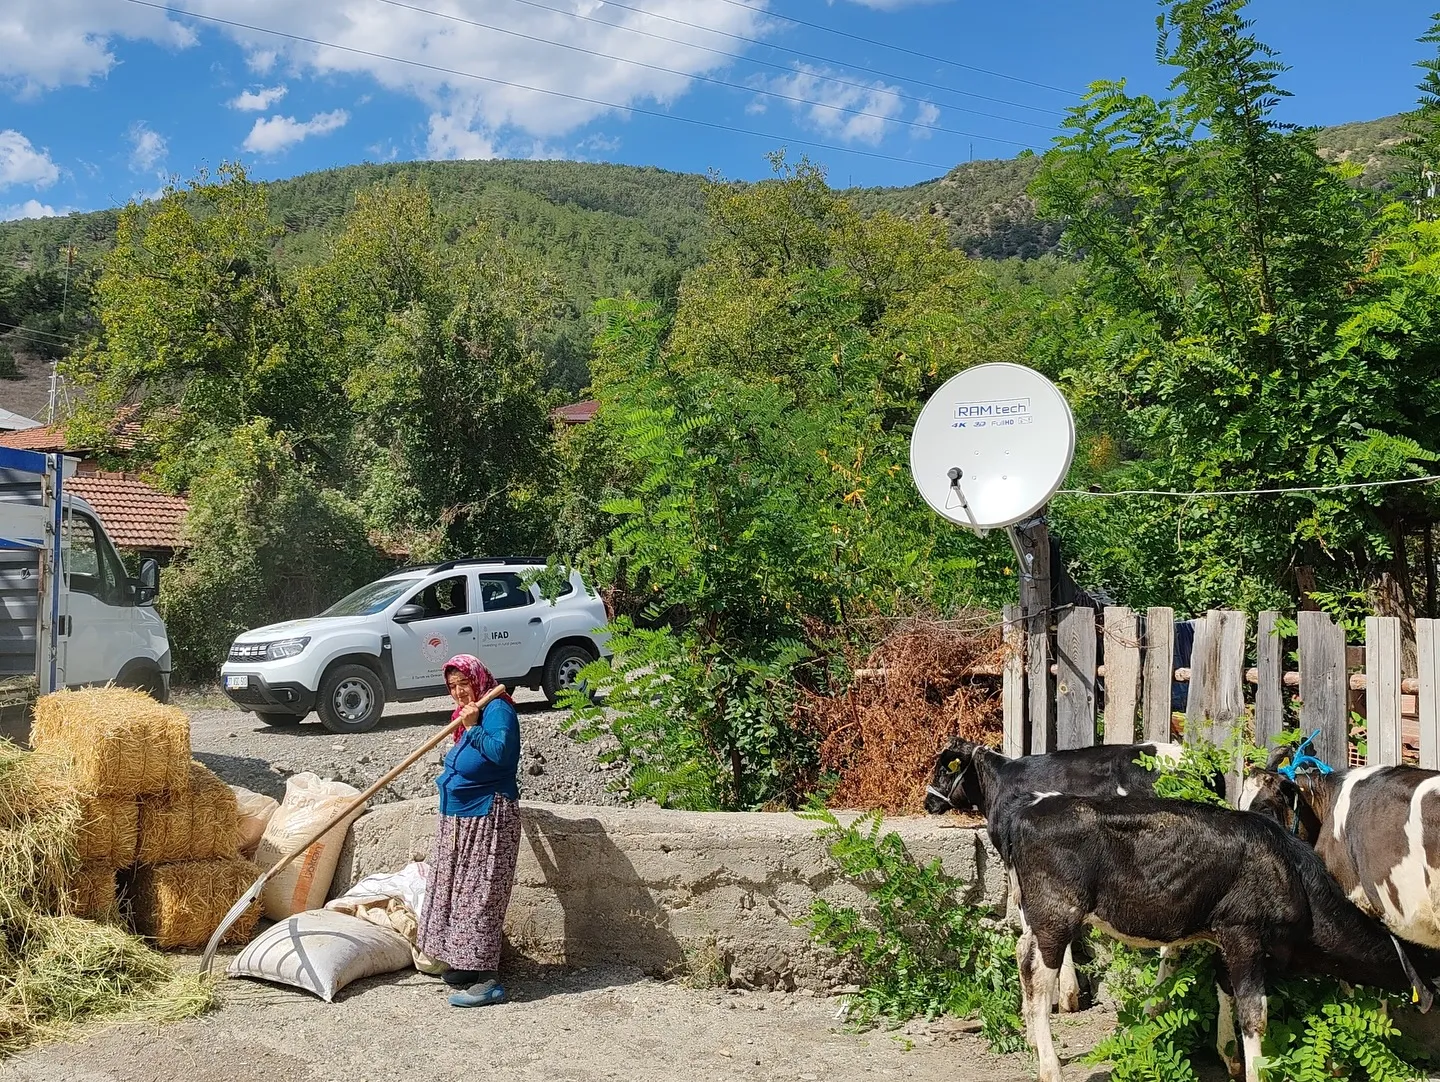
left=333, top=799, right=1008, bottom=992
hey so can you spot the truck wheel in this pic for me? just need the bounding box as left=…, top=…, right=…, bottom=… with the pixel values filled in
left=118, top=665, right=167, bottom=703
left=317, top=664, right=386, bottom=734
left=255, top=711, right=304, bottom=726
left=542, top=644, right=596, bottom=707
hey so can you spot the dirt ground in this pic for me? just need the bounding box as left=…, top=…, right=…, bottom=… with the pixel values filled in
left=3, top=690, right=1136, bottom=1082
left=0, top=960, right=1123, bottom=1082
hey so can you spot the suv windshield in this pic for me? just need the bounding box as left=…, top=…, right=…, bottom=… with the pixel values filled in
left=318, top=577, right=417, bottom=617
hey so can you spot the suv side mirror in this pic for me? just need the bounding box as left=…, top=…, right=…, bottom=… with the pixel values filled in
left=392, top=602, right=426, bottom=624
left=134, top=559, right=160, bottom=606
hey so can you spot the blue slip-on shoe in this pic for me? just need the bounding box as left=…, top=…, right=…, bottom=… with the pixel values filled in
left=449, top=981, right=506, bottom=1007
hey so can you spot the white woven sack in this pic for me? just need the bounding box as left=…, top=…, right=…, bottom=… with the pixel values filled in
left=228, top=909, right=414, bottom=1002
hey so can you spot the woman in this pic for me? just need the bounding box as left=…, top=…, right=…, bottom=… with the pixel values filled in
left=417, top=654, right=522, bottom=1007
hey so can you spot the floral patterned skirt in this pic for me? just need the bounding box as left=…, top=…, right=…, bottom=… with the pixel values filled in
left=417, top=797, right=522, bottom=972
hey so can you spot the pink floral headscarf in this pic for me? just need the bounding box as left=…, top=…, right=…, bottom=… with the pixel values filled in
left=443, top=654, right=512, bottom=743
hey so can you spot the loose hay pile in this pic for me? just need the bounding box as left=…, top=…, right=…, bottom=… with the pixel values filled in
left=806, top=617, right=1005, bottom=813
left=0, top=735, right=213, bottom=1058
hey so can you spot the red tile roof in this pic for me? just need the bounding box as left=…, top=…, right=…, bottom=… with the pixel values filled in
left=551, top=399, right=598, bottom=425
left=0, top=408, right=144, bottom=453
left=65, top=473, right=188, bottom=551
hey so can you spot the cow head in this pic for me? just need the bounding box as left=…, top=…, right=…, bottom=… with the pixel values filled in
left=1238, top=746, right=1325, bottom=845
left=925, top=739, right=987, bottom=815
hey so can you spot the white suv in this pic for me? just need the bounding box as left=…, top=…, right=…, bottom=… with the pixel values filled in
left=218, top=559, right=609, bottom=733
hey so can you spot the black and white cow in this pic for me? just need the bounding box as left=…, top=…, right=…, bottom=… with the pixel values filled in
left=1006, top=793, right=1440, bottom=1082
left=1241, top=751, right=1440, bottom=949
left=923, top=738, right=1224, bottom=1011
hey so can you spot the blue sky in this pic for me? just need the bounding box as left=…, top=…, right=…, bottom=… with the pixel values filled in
left=0, top=1, right=1431, bottom=220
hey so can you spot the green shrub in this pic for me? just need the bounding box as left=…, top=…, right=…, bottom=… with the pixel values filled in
left=798, top=808, right=1024, bottom=1053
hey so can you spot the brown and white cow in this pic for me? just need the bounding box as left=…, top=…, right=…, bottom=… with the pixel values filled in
left=1240, top=751, right=1440, bottom=949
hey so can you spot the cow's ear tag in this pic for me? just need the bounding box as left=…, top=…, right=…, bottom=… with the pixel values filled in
left=1414, top=987, right=1421, bottom=1005
left=947, top=759, right=961, bottom=774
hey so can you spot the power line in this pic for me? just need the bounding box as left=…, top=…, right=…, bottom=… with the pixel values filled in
left=0, top=320, right=76, bottom=344
left=483, top=0, right=1065, bottom=120
left=1057, top=475, right=1440, bottom=499
left=383, top=0, right=1059, bottom=133
left=708, top=0, right=1076, bottom=96
left=374, top=0, right=1051, bottom=139
left=123, top=0, right=1030, bottom=167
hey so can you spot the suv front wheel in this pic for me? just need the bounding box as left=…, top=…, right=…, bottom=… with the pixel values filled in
left=542, top=643, right=597, bottom=707
left=317, top=664, right=386, bottom=734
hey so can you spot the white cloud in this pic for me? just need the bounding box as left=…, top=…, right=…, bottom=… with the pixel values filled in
left=243, top=109, right=349, bottom=154
left=0, top=130, right=61, bottom=190
left=426, top=112, right=497, bottom=162
left=246, top=48, right=279, bottom=74
left=755, top=65, right=912, bottom=145
left=1, top=198, right=61, bottom=220
left=0, top=0, right=194, bottom=94
left=0, top=1, right=776, bottom=152
left=128, top=122, right=167, bottom=173
left=229, top=84, right=288, bottom=111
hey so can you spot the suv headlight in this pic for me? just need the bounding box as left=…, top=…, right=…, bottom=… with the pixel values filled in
left=265, top=637, right=310, bottom=661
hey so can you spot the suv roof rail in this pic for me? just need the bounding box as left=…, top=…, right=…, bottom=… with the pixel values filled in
left=413, top=556, right=553, bottom=574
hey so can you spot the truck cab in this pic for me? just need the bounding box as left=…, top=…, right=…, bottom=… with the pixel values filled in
left=0, top=449, right=171, bottom=707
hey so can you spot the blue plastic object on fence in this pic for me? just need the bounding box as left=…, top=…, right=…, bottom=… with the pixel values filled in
left=1276, top=728, right=1335, bottom=780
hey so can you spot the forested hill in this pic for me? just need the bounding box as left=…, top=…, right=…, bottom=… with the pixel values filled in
left=1, top=113, right=1410, bottom=270
left=0, top=113, right=1412, bottom=397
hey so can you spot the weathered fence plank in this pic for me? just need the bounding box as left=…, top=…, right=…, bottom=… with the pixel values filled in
left=1002, top=603, right=1025, bottom=759
left=1255, top=611, right=1284, bottom=750
left=1055, top=606, right=1097, bottom=750
left=1299, top=610, right=1349, bottom=769
left=1184, top=611, right=1216, bottom=744
left=1143, top=607, right=1175, bottom=744
left=1185, top=610, right=1247, bottom=752
left=1419, top=619, right=1440, bottom=771
left=1103, top=606, right=1140, bottom=745
left=1365, top=616, right=1403, bottom=767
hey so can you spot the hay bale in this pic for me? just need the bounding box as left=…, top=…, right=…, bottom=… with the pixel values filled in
left=76, top=796, right=139, bottom=867
left=31, top=688, right=189, bottom=798
left=137, top=762, right=238, bottom=864
left=132, top=858, right=261, bottom=950
left=63, top=861, right=118, bottom=923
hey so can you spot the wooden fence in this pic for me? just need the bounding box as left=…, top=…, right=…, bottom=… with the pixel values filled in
left=1000, top=604, right=1440, bottom=774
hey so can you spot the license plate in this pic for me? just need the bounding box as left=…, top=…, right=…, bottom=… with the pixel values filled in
left=225, top=674, right=250, bottom=690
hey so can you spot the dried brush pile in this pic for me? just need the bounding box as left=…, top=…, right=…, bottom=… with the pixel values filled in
left=807, top=617, right=1006, bottom=814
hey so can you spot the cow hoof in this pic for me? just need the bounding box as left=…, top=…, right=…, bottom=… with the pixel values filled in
left=1055, top=990, right=1081, bottom=1014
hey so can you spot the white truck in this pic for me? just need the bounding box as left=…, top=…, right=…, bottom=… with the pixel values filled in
left=219, top=559, right=609, bottom=733
left=0, top=448, right=172, bottom=714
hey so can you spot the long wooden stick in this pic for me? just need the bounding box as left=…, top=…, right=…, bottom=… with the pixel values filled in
left=200, top=683, right=508, bottom=974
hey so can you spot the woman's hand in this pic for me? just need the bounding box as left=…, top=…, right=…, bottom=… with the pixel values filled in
left=455, top=702, right=482, bottom=729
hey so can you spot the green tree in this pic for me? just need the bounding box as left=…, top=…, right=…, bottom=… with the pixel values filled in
left=311, top=181, right=561, bottom=559
left=160, top=421, right=386, bottom=683
left=65, top=164, right=346, bottom=488
left=1032, top=0, right=1440, bottom=618
left=567, top=159, right=1029, bottom=810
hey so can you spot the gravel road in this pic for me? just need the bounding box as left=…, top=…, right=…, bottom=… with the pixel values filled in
left=181, top=687, right=636, bottom=808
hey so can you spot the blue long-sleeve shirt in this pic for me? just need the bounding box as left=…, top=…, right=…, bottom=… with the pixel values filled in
left=436, top=698, right=521, bottom=817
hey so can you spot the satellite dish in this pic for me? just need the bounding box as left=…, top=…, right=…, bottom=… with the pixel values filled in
left=909, top=362, right=1075, bottom=535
